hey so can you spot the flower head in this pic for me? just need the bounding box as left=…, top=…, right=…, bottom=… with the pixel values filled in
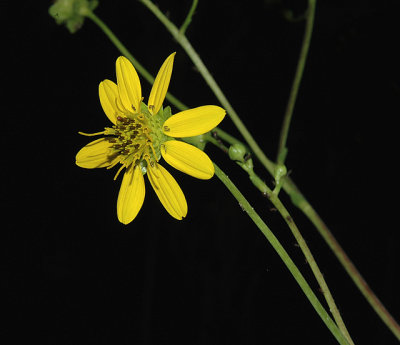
left=76, top=53, right=225, bottom=224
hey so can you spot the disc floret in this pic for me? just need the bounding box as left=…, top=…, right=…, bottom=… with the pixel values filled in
left=105, top=104, right=168, bottom=178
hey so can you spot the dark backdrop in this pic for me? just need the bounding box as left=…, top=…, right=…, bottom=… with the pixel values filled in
left=4, top=0, right=400, bottom=344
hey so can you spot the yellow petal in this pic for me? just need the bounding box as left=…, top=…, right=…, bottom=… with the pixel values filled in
left=147, top=163, right=187, bottom=220
left=76, top=138, right=116, bottom=168
left=148, top=52, right=176, bottom=115
left=116, top=56, right=142, bottom=114
left=99, top=80, right=124, bottom=125
left=117, top=164, right=146, bottom=225
left=163, top=105, right=226, bottom=137
left=161, top=140, right=214, bottom=180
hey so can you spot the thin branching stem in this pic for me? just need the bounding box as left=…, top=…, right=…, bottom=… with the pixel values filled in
left=85, top=7, right=400, bottom=341
left=139, top=0, right=276, bottom=175
left=213, top=129, right=400, bottom=342
left=136, top=3, right=352, bottom=339
left=179, top=0, right=199, bottom=35
left=276, top=0, right=316, bottom=165
left=213, top=163, right=349, bottom=345
left=267, top=193, right=354, bottom=345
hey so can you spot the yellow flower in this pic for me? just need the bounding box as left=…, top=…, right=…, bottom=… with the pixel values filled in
left=76, top=53, right=225, bottom=224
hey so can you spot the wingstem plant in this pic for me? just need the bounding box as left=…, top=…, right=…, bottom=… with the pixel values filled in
left=49, top=0, right=400, bottom=342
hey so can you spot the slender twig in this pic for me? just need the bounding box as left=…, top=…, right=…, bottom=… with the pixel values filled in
left=179, top=0, right=199, bottom=35
left=213, top=163, right=349, bottom=345
left=276, top=0, right=316, bottom=165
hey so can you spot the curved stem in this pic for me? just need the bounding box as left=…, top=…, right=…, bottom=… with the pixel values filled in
left=232, top=159, right=354, bottom=344
left=293, top=192, right=400, bottom=341
left=267, top=192, right=354, bottom=345
left=213, top=130, right=400, bottom=342
left=213, top=163, right=349, bottom=345
left=179, top=0, right=199, bottom=35
left=139, top=0, right=276, bottom=175
left=276, top=0, right=316, bottom=165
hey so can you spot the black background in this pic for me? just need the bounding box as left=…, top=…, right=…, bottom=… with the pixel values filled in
left=4, top=0, right=400, bottom=344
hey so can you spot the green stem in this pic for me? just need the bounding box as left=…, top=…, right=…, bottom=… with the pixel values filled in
left=214, top=131, right=400, bottom=341
left=139, top=0, right=276, bottom=175
left=235, top=160, right=354, bottom=344
left=267, top=193, right=354, bottom=345
left=204, top=132, right=229, bottom=153
left=213, top=163, right=349, bottom=345
left=292, top=190, right=400, bottom=341
left=276, top=0, right=316, bottom=165
left=212, top=127, right=246, bottom=148
left=179, top=0, right=199, bottom=35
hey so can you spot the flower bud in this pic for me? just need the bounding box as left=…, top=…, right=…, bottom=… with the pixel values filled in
left=49, top=0, right=98, bottom=33
left=274, top=164, right=287, bottom=185
left=228, top=143, right=247, bottom=162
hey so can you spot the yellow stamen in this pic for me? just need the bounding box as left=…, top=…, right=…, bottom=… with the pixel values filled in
left=78, top=131, right=105, bottom=136
left=113, top=164, right=126, bottom=180
left=142, top=127, right=153, bottom=142
left=144, top=155, right=160, bottom=178
left=147, top=140, right=158, bottom=161
left=106, top=158, right=120, bottom=170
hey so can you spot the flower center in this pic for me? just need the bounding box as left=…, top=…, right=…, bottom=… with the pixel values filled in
left=103, top=104, right=171, bottom=179
left=106, top=112, right=159, bottom=170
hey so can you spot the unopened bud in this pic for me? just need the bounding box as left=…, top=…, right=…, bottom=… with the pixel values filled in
left=274, top=164, right=287, bottom=180
left=49, top=0, right=98, bottom=33
left=228, top=143, right=247, bottom=162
